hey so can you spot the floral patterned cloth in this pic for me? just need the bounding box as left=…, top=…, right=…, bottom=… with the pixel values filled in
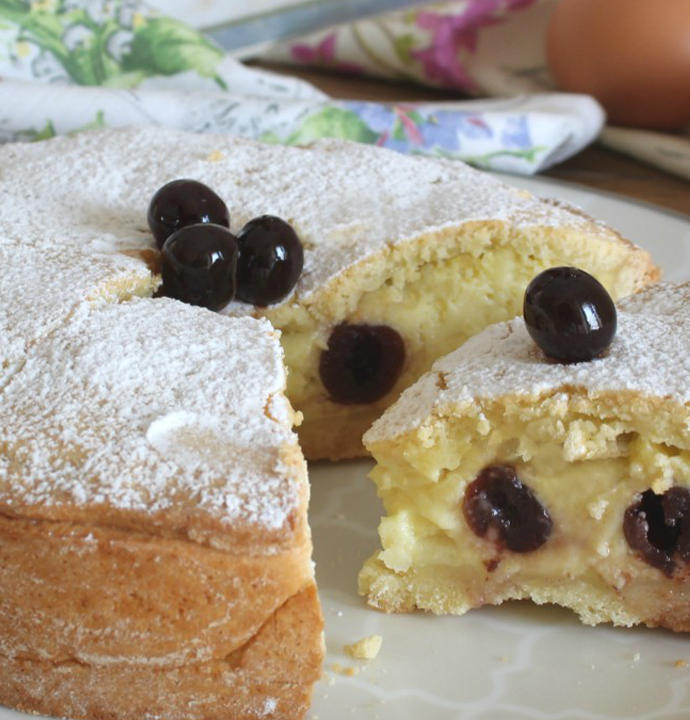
left=267, top=0, right=554, bottom=97
left=0, top=0, right=322, bottom=97
left=263, top=0, right=690, bottom=181
left=0, top=79, right=603, bottom=174
left=0, top=0, right=604, bottom=174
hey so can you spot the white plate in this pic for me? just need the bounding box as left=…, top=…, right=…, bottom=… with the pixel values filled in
left=3, top=178, right=690, bottom=720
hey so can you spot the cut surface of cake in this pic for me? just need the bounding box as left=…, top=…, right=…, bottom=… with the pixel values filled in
left=360, top=281, right=690, bottom=632
left=0, top=288, right=322, bottom=716
left=0, top=128, right=659, bottom=460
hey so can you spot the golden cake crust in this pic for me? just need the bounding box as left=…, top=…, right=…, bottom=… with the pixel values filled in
left=0, top=514, right=313, bottom=666
left=0, top=583, right=322, bottom=720
left=0, top=280, right=322, bottom=713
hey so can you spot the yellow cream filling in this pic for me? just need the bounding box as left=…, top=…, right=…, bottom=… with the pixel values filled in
left=268, top=231, right=641, bottom=459
left=360, top=396, right=690, bottom=621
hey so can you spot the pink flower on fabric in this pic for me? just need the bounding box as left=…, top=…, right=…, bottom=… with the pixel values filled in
left=412, top=0, right=537, bottom=91
left=396, top=107, right=423, bottom=145
left=290, top=33, right=364, bottom=74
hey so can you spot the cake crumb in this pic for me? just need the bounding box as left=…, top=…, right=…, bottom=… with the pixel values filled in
left=206, top=150, right=225, bottom=162
left=632, top=652, right=641, bottom=662
left=596, top=541, right=610, bottom=558
left=587, top=498, right=609, bottom=521
left=331, top=663, right=359, bottom=676
left=344, top=634, right=383, bottom=660
left=674, top=659, right=688, bottom=668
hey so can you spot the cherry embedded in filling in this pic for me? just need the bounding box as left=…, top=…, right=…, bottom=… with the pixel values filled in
left=623, top=487, right=690, bottom=576
left=463, top=464, right=553, bottom=553
left=319, top=323, right=405, bottom=404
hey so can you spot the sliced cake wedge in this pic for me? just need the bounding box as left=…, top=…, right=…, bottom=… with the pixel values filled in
left=360, top=281, right=690, bottom=632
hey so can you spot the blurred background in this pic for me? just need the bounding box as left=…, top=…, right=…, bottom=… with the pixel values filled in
left=0, top=0, right=688, bottom=208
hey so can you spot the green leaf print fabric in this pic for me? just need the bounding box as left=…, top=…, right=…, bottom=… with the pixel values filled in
left=0, top=0, right=606, bottom=174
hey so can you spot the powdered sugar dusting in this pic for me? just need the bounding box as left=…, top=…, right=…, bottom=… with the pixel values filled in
left=0, top=127, right=618, bottom=308
left=0, top=297, right=301, bottom=532
left=259, top=698, right=277, bottom=716
left=365, top=282, right=690, bottom=443
left=618, top=280, right=690, bottom=317
left=0, top=244, right=152, bottom=377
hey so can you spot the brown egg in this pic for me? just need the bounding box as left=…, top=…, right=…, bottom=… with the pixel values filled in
left=546, top=0, right=690, bottom=130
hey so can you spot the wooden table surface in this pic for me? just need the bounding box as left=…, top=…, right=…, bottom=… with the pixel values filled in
left=255, top=63, right=689, bottom=218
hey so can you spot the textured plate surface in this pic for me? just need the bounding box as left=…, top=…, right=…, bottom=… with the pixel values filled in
left=2, top=177, right=690, bottom=720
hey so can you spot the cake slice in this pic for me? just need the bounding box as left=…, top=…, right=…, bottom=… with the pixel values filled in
left=0, top=128, right=658, bottom=460
left=0, top=296, right=323, bottom=719
left=360, top=280, right=690, bottom=631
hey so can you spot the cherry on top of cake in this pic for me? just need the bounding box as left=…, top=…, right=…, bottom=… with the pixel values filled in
left=365, top=280, right=690, bottom=446
left=149, top=178, right=305, bottom=311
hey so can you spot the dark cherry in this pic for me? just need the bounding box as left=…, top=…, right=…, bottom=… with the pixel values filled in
left=463, top=465, right=553, bottom=553
left=523, top=266, right=617, bottom=363
left=319, top=323, right=405, bottom=404
left=623, top=487, right=690, bottom=577
left=148, top=179, right=230, bottom=249
left=160, top=223, right=238, bottom=311
left=235, top=215, right=304, bottom=306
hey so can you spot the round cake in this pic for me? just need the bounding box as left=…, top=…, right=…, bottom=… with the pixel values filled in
left=0, top=126, right=666, bottom=719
